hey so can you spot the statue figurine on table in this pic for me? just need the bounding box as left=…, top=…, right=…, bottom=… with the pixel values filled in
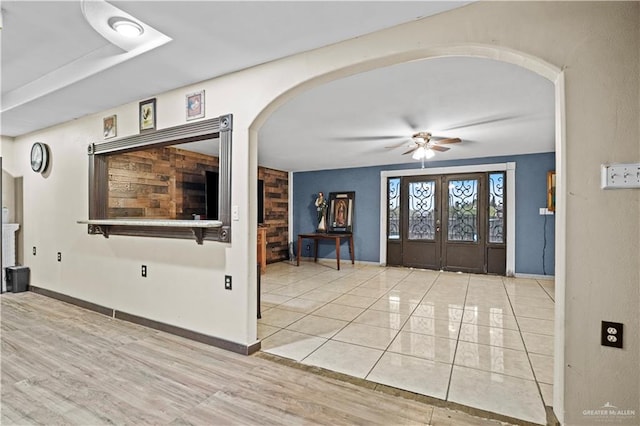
left=315, top=191, right=328, bottom=232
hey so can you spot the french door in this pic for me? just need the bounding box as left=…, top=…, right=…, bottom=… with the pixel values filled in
left=387, top=172, right=506, bottom=274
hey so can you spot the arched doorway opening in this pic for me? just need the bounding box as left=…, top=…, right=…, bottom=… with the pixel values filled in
left=249, top=45, right=565, bottom=424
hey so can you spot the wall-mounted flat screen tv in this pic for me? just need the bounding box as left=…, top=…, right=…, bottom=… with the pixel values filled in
left=206, top=171, right=264, bottom=223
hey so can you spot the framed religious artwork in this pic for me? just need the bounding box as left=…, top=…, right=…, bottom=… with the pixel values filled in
left=139, top=98, right=156, bottom=132
left=327, top=191, right=355, bottom=233
left=186, top=90, right=205, bottom=121
left=547, top=171, right=556, bottom=212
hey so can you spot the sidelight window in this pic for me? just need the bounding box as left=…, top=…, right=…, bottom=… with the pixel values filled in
left=387, top=178, right=401, bottom=240
left=488, top=172, right=505, bottom=244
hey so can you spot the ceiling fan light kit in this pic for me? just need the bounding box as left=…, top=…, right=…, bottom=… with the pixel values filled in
left=401, top=131, right=461, bottom=166
left=411, top=146, right=435, bottom=160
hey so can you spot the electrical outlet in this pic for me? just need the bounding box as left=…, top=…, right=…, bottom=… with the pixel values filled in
left=57, top=252, right=62, bottom=262
left=141, top=265, right=147, bottom=277
left=225, top=275, right=232, bottom=290
left=601, top=321, right=623, bottom=348
left=33, top=246, right=37, bottom=256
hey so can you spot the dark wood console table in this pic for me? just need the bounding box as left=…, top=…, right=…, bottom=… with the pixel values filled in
left=296, top=233, right=354, bottom=270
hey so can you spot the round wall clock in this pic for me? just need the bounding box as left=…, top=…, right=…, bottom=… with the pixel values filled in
left=30, top=142, right=49, bottom=173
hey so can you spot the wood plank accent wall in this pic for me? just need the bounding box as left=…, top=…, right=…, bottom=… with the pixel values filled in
left=259, top=167, right=289, bottom=264
left=108, top=146, right=289, bottom=264
left=107, top=147, right=218, bottom=219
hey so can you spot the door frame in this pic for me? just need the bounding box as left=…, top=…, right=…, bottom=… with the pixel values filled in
left=380, top=162, right=516, bottom=275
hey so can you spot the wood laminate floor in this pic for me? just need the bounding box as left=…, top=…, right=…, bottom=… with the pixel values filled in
left=1, top=292, right=509, bottom=425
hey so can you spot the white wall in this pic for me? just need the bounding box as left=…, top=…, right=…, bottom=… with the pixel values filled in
left=6, top=2, right=639, bottom=425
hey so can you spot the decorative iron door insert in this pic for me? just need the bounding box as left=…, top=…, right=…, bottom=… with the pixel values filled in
left=442, top=174, right=485, bottom=273
left=386, top=171, right=506, bottom=275
left=399, top=176, right=441, bottom=269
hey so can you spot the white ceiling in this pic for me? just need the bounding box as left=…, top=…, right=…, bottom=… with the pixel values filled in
left=260, top=56, right=555, bottom=171
left=1, top=1, right=555, bottom=172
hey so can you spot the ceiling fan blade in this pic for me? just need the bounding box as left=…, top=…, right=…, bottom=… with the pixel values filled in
left=402, top=146, right=419, bottom=155
left=332, top=135, right=404, bottom=142
left=429, top=145, right=450, bottom=152
left=385, top=139, right=412, bottom=149
left=433, top=137, right=461, bottom=145
left=401, top=115, right=420, bottom=131
left=441, top=115, right=519, bottom=131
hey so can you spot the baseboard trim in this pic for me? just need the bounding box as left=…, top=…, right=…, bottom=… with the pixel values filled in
left=29, top=285, right=113, bottom=317
left=297, top=257, right=379, bottom=267
left=115, top=310, right=260, bottom=355
left=514, top=273, right=555, bottom=280
left=29, top=286, right=259, bottom=356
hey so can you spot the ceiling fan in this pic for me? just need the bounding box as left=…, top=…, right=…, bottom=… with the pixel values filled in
left=401, top=131, right=462, bottom=160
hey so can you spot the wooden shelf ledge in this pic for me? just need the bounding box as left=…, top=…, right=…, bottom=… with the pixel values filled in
left=77, top=219, right=225, bottom=245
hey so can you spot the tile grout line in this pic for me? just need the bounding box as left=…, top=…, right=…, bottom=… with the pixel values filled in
left=261, top=265, right=372, bottom=362
left=535, top=278, right=555, bottom=302
left=294, top=265, right=401, bottom=368
left=361, top=269, right=441, bottom=379
left=443, top=272, right=471, bottom=401
left=263, top=263, right=554, bottom=424
left=502, top=275, right=550, bottom=410
left=340, top=267, right=418, bottom=378
left=263, top=264, right=382, bottom=321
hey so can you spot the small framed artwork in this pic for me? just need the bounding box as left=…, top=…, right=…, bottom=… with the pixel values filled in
left=186, top=90, right=205, bottom=121
left=139, top=98, right=156, bottom=132
left=103, top=114, right=117, bottom=139
left=547, top=171, right=556, bottom=212
left=328, top=191, right=355, bottom=233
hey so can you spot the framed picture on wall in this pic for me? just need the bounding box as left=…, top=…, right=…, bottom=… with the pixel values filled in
left=139, top=98, right=156, bottom=132
left=328, top=191, right=355, bottom=233
left=547, top=171, right=556, bottom=212
left=186, top=90, right=205, bottom=121
left=103, top=114, right=117, bottom=139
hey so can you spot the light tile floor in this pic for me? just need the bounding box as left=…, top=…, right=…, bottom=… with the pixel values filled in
left=258, top=261, right=555, bottom=425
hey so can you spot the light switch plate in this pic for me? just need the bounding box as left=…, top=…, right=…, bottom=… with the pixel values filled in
left=601, top=163, right=640, bottom=189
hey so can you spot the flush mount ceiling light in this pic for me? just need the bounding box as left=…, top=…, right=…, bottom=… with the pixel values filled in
left=108, top=17, right=144, bottom=37
left=2, top=0, right=172, bottom=115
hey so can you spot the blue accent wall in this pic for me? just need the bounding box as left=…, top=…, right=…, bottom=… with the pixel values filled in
left=293, top=152, right=555, bottom=276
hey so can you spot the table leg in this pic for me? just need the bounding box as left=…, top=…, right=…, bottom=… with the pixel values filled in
left=314, top=239, right=319, bottom=263
left=349, top=235, right=355, bottom=264
left=296, top=236, right=302, bottom=266
left=335, top=238, right=341, bottom=270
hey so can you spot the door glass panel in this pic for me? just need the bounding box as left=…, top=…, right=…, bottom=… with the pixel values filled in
left=447, top=179, right=478, bottom=242
left=388, top=177, right=400, bottom=240
left=408, top=181, right=436, bottom=240
left=488, top=172, right=505, bottom=244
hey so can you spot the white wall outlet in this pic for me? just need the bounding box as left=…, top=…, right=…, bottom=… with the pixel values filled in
left=601, top=163, right=640, bottom=189
left=232, top=205, right=239, bottom=221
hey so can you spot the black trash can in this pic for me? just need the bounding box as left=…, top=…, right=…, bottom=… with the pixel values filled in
left=5, top=266, right=30, bottom=293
